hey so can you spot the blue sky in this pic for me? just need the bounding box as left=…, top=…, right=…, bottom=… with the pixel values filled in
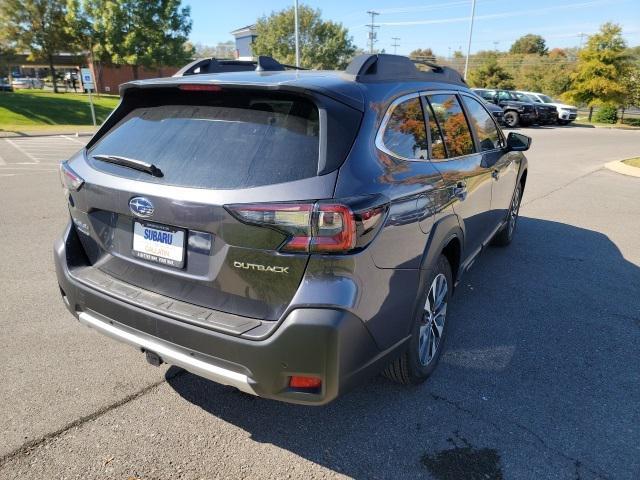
left=185, top=0, right=640, bottom=56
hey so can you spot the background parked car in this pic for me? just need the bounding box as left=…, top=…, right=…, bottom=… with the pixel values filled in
left=0, top=78, right=13, bottom=92
left=11, top=77, right=44, bottom=89
left=480, top=98, right=506, bottom=125
left=473, top=88, right=536, bottom=128
left=518, top=91, right=578, bottom=125
left=513, top=91, right=557, bottom=125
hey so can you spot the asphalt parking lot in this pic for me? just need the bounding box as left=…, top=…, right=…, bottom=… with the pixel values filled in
left=0, top=125, right=639, bottom=479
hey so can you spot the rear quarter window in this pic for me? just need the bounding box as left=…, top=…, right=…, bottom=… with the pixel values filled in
left=380, top=97, right=428, bottom=160
left=87, top=93, right=320, bottom=189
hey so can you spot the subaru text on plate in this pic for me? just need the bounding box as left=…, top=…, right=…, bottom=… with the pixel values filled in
left=54, top=54, right=530, bottom=405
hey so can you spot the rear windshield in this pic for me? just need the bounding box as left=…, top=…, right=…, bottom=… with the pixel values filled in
left=87, top=92, right=320, bottom=189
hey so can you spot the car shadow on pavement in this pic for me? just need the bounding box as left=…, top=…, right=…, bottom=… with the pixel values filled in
left=166, top=217, right=640, bottom=479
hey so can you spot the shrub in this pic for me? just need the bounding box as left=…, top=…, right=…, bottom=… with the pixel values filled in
left=594, top=104, right=618, bottom=124
left=623, top=118, right=640, bottom=127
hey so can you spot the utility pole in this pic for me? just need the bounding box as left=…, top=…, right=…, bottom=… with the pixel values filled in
left=463, top=0, right=476, bottom=80
left=578, top=32, right=587, bottom=50
left=391, top=37, right=400, bottom=55
left=366, top=10, right=380, bottom=54
left=294, top=0, right=300, bottom=67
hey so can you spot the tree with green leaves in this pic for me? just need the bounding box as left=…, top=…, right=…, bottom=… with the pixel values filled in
left=468, top=55, right=515, bottom=89
left=0, top=0, right=76, bottom=92
left=564, top=23, right=632, bottom=120
left=72, top=0, right=193, bottom=78
left=0, top=39, right=17, bottom=80
left=409, top=48, right=435, bottom=59
left=623, top=46, right=640, bottom=110
left=509, top=34, right=547, bottom=55
left=251, top=4, right=355, bottom=70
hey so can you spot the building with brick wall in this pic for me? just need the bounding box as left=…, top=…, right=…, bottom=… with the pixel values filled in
left=89, top=63, right=179, bottom=94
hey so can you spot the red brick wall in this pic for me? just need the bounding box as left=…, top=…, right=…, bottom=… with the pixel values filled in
left=89, top=63, right=179, bottom=94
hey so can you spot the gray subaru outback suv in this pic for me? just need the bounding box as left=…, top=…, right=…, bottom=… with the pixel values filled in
left=54, top=54, right=530, bottom=405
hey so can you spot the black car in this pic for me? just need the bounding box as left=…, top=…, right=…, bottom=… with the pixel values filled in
left=513, top=92, right=557, bottom=125
left=55, top=54, right=530, bottom=405
left=482, top=99, right=505, bottom=125
left=473, top=88, right=537, bottom=127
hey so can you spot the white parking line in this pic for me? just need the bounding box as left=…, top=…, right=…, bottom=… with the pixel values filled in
left=0, top=152, right=5, bottom=166
left=4, top=138, right=39, bottom=163
left=60, top=135, right=88, bottom=146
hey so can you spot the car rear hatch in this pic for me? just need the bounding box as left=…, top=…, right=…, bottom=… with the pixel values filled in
left=62, top=81, right=363, bottom=323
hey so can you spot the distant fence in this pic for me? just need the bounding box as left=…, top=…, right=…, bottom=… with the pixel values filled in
left=578, top=107, right=640, bottom=120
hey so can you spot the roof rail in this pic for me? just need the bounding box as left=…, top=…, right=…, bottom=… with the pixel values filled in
left=345, top=54, right=466, bottom=86
left=173, top=56, right=305, bottom=77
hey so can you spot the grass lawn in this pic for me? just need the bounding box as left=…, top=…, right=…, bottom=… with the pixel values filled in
left=0, top=90, right=119, bottom=132
left=622, top=157, right=640, bottom=168
left=575, top=116, right=640, bottom=130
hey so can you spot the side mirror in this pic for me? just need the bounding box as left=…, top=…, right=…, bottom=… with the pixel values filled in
left=506, top=132, right=531, bottom=152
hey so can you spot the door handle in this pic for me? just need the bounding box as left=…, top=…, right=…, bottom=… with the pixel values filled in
left=492, top=169, right=499, bottom=180
left=453, top=181, right=467, bottom=201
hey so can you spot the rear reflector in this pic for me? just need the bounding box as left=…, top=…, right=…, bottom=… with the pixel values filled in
left=289, top=376, right=322, bottom=390
left=178, top=84, right=222, bottom=92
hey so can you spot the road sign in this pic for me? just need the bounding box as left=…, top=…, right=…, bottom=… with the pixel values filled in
left=80, top=68, right=94, bottom=90
left=80, top=67, right=97, bottom=127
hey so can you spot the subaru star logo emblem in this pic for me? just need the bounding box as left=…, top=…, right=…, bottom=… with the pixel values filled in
left=129, top=197, right=154, bottom=218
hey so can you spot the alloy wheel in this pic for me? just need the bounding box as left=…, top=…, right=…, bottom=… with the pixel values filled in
left=508, top=183, right=522, bottom=237
left=418, top=273, right=448, bottom=366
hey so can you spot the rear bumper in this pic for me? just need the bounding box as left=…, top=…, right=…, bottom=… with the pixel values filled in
left=55, top=223, right=401, bottom=405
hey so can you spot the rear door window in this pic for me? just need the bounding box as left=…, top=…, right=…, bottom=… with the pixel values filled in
left=381, top=97, right=428, bottom=160
left=461, top=95, right=502, bottom=151
left=88, top=93, right=320, bottom=189
left=426, top=94, right=474, bottom=158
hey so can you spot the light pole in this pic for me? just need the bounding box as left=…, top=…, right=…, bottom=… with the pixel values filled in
left=294, top=0, right=300, bottom=67
left=463, top=0, right=476, bottom=80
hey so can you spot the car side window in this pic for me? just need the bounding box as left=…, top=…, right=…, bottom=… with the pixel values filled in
left=426, top=94, right=474, bottom=158
left=381, top=97, right=428, bottom=160
left=478, top=90, right=496, bottom=101
left=461, top=95, right=502, bottom=151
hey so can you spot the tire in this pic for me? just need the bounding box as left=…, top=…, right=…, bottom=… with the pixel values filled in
left=383, top=254, right=452, bottom=385
left=557, top=119, right=569, bottom=126
left=503, top=111, right=519, bottom=128
left=491, top=180, right=523, bottom=247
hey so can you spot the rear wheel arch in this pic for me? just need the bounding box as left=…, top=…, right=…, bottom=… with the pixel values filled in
left=420, top=214, right=464, bottom=285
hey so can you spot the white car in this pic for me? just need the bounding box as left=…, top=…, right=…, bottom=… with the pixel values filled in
left=11, top=77, right=44, bottom=89
left=518, top=91, right=578, bottom=125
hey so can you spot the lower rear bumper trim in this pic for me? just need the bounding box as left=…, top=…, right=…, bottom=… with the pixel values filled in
left=78, top=310, right=257, bottom=396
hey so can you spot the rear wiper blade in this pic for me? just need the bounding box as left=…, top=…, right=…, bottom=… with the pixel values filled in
left=92, top=154, right=163, bottom=178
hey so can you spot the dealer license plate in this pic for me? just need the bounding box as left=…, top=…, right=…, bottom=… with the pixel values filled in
left=132, top=221, right=185, bottom=268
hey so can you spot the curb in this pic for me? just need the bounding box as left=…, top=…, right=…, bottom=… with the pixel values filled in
left=604, top=160, right=640, bottom=178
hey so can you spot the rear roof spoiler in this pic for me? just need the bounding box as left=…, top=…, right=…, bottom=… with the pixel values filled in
left=345, top=54, right=467, bottom=86
left=173, top=56, right=306, bottom=77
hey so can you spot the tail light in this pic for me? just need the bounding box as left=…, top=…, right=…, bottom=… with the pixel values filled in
left=226, top=199, right=387, bottom=254
left=60, top=161, right=84, bottom=192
